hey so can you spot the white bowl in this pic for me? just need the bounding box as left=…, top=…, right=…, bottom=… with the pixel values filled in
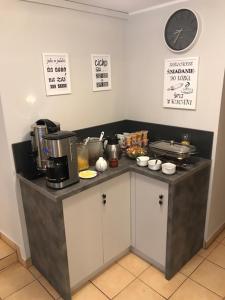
left=148, top=159, right=162, bottom=171
left=136, top=156, right=150, bottom=167
left=162, top=163, right=176, bottom=175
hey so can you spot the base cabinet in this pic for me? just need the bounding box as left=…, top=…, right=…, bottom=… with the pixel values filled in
left=20, top=159, right=210, bottom=300
left=101, top=174, right=131, bottom=263
left=134, top=173, right=168, bottom=269
left=63, top=186, right=103, bottom=288
left=63, top=173, right=131, bottom=289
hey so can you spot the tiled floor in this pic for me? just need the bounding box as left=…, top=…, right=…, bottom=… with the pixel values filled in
left=0, top=239, right=59, bottom=300
left=75, top=232, right=225, bottom=300
left=1, top=230, right=225, bottom=299
left=0, top=240, right=17, bottom=272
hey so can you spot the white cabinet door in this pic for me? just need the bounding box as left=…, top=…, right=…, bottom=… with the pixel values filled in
left=101, top=173, right=131, bottom=263
left=63, top=187, right=103, bottom=288
left=135, top=173, right=168, bottom=268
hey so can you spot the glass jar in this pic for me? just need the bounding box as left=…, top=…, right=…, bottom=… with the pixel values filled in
left=77, top=143, right=89, bottom=171
left=109, top=158, right=118, bottom=168
left=181, top=133, right=190, bottom=145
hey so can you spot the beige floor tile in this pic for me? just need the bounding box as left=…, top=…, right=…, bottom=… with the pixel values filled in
left=0, top=263, right=34, bottom=298
left=198, top=241, right=219, bottom=258
left=216, top=230, right=225, bottom=242
left=92, top=264, right=135, bottom=298
left=0, top=253, right=17, bottom=271
left=38, top=276, right=60, bottom=299
left=0, top=240, right=15, bottom=260
left=180, top=255, right=204, bottom=276
left=190, top=260, right=225, bottom=297
left=207, top=244, right=225, bottom=268
left=5, top=281, right=53, bottom=300
left=139, top=266, right=186, bottom=298
left=118, top=253, right=149, bottom=276
left=114, top=279, right=164, bottom=300
left=29, top=266, right=42, bottom=279
left=72, top=282, right=108, bottom=300
left=170, top=278, right=222, bottom=300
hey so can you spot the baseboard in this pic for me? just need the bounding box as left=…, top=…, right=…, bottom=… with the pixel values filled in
left=0, top=232, right=32, bottom=268
left=131, top=247, right=165, bottom=272
left=204, top=222, right=225, bottom=248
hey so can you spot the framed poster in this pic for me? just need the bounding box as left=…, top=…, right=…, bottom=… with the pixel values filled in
left=91, top=54, right=112, bottom=91
left=163, top=57, right=199, bottom=110
left=42, top=53, right=71, bottom=96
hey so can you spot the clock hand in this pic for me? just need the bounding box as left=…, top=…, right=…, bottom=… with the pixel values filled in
left=173, top=28, right=183, bottom=44
left=174, top=28, right=183, bottom=34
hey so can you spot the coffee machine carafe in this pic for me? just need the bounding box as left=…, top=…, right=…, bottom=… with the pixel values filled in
left=44, top=131, right=79, bottom=189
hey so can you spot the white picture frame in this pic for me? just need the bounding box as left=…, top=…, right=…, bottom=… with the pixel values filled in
left=91, top=54, right=112, bottom=91
left=42, top=53, right=71, bottom=96
left=163, top=57, right=199, bottom=110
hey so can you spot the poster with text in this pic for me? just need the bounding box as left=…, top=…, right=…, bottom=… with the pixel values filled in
left=91, top=54, right=112, bottom=91
left=163, top=57, right=199, bottom=110
left=42, top=53, right=71, bottom=96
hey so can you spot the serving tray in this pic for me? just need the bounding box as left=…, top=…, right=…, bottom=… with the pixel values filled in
left=150, top=140, right=196, bottom=160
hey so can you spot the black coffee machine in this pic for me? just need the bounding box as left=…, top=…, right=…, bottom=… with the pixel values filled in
left=44, top=131, right=79, bottom=189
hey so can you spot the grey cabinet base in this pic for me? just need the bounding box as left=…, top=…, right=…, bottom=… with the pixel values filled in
left=165, top=165, right=211, bottom=279
left=20, top=182, right=71, bottom=300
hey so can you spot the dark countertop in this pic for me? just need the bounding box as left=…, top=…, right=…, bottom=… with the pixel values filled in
left=18, top=156, right=211, bottom=203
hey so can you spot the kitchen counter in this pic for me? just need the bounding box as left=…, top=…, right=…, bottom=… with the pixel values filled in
left=18, top=155, right=211, bottom=300
left=18, top=156, right=211, bottom=203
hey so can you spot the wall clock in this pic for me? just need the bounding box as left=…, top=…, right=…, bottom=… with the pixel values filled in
left=164, top=9, right=199, bottom=52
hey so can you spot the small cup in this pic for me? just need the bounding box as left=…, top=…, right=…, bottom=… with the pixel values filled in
left=136, top=156, right=150, bottom=167
left=148, top=159, right=162, bottom=171
left=162, top=163, right=176, bottom=175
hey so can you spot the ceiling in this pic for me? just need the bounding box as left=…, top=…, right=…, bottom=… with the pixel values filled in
left=69, top=0, right=184, bottom=14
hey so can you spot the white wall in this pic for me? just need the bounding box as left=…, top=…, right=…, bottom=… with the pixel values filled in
left=0, top=0, right=126, bottom=144
left=126, top=0, right=225, bottom=131
left=126, top=0, right=225, bottom=241
left=0, top=0, right=126, bottom=258
left=206, top=73, right=225, bottom=237
left=0, top=98, right=30, bottom=258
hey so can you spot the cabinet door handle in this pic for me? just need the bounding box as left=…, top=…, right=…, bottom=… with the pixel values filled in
left=102, top=194, right=106, bottom=205
left=159, top=194, right=164, bottom=205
